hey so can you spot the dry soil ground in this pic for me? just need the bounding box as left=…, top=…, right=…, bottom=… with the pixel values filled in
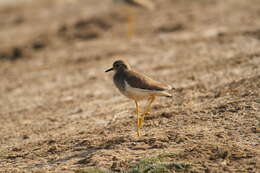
left=0, top=0, right=259, bottom=172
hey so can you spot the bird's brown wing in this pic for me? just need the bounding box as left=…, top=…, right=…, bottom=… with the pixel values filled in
left=126, top=0, right=155, bottom=10
left=124, top=70, right=171, bottom=91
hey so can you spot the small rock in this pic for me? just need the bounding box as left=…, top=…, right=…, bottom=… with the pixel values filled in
left=12, top=147, right=22, bottom=152
left=32, top=40, right=46, bottom=50
left=158, top=23, right=184, bottom=33
left=22, top=135, right=29, bottom=140
left=161, top=112, right=173, bottom=119
left=48, top=146, right=58, bottom=153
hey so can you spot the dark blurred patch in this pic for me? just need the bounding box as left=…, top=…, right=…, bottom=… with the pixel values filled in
left=0, top=16, right=25, bottom=28
left=157, top=23, right=185, bottom=33
left=209, top=147, right=229, bottom=160
left=213, top=75, right=260, bottom=98
left=103, top=136, right=129, bottom=149
left=76, top=157, right=91, bottom=165
left=12, top=147, right=22, bottom=152
left=109, top=11, right=125, bottom=22
left=243, top=28, right=260, bottom=40
left=13, top=16, right=25, bottom=25
left=0, top=37, right=48, bottom=61
left=0, top=47, right=23, bottom=61
left=74, top=17, right=111, bottom=30
left=58, top=16, right=112, bottom=41
left=211, top=103, right=241, bottom=115
left=230, top=152, right=254, bottom=161
left=58, top=24, right=68, bottom=33
left=144, top=114, right=158, bottom=120
left=31, top=39, right=47, bottom=50
left=160, top=112, right=174, bottom=119
left=6, top=153, right=28, bottom=160
left=22, top=135, right=29, bottom=140
left=74, top=28, right=100, bottom=40
left=47, top=146, right=59, bottom=154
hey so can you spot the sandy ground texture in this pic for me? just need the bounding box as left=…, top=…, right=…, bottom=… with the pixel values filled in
left=0, top=0, right=259, bottom=172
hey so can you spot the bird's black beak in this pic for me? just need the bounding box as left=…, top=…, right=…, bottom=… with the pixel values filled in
left=105, top=67, right=114, bottom=72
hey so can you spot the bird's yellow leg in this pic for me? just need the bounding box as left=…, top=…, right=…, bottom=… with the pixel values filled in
left=144, top=96, right=155, bottom=116
left=127, top=8, right=134, bottom=39
left=135, top=100, right=141, bottom=136
left=139, top=96, right=155, bottom=128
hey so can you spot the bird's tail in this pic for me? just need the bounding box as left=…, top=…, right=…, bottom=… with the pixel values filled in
left=166, top=95, right=173, bottom=98
left=161, top=91, right=172, bottom=98
left=165, top=86, right=176, bottom=98
left=170, top=86, right=176, bottom=90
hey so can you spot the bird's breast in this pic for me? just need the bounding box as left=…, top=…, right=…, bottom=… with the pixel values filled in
left=113, top=73, right=126, bottom=93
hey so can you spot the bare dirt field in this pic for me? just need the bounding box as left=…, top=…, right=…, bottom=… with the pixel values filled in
left=0, top=0, right=259, bottom=172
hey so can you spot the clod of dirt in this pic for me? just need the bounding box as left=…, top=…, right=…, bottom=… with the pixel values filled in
left=160, top=112, right=173, bottom=119
left=167, top=133, right=187, bottom=144
left=209, top=147, right=229, bottom=160
left=58, top=24, right=68, bottom=33
left=157, top=23, right=185, bottom=33
left=31, top=40, right=47, bottom=50
left=13, top=16, right=25, bottom=25
left=143, top=137, right=156, bottom=145
left=47, top=145, right=60, bottom=154
left=111, top=160, right=127, bottom=172
left=58, top=23, right=101, bottom=41
left=58, top=17, right=112, bottom=41
left=144, top=115, right=157, bottom=120
left=6, top=155, right=21, bottom=160
left=130, top=143, right=150, bottom=150
left=73, top=17, right=111, bottom=40
left=243, top=28, right=260, bottom=40
left=47, top=139, right=56, bottom=145
left=0, top=47, right=23, bottom=61
left=12, top=147, right=22, bottom=152
left=251, top=127, right=260, bottom=133
left=74, top=17, right=111, bottom=31
left=149, top=142, right=168, bottom=149
left=76, top=157, right=91, bottom=165
left=22, top=135, right=29, bottom=140
left=230, top=152, right=254, bottom=161
left=74, top=28, right=100, bottom=40
left=211, top=103, right=241, bottom=115
left=103, top=137, right=128, bottom=149
left=74, top=139, right=91, bottom=147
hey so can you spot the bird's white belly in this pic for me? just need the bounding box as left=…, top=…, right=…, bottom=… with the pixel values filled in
left=122, top=82, right=166, bottom=100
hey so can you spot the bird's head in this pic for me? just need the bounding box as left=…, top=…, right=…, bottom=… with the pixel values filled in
left=105, top=60, right=130, bottom=72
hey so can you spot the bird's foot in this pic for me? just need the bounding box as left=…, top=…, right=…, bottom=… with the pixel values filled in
left=136, top=128, right=141, bottom=136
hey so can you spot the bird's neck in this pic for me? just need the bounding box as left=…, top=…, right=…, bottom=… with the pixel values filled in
left=116, top=67, right=128, bottom=74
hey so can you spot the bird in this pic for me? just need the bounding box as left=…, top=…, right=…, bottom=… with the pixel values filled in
left=105, top=60, right=173, bottom=136
left=113, top=0, right=155, bottom=38
left=114, top=0, right=155, bottom=10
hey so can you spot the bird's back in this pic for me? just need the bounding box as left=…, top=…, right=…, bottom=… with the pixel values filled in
left=124, top=69, right=172, bottom=91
